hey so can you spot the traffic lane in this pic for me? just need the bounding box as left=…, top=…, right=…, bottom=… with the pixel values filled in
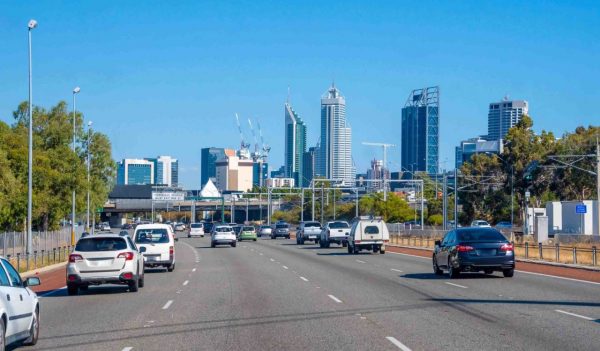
left=129, top=236, right=399, bottom=351
left=29, top=238, right=198, bottom=351
left=255, top=239, right=597, bottom=351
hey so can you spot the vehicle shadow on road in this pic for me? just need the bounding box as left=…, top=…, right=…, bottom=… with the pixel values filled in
left=316, top=252, right=370, bottom=256
left=402, top=273, right=502, bottom=280
left=428, top=298, right=600, bottom=308
left=39, top=285, right=130, bottom=298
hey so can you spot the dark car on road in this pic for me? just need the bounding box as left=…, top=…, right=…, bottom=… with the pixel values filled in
left=432, top=227, right=515, bottom=278
left=272, top=223, right=290, bottom=239
left=204, top=222, right=214, bottom=233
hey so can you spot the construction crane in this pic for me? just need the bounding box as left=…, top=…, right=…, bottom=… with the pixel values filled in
left=362, top=142, right=396, bottom=201
left=235, top=113, right=251, bottom=159
left=257, top=121, right=271, bottom=162
left=247, top=118, right=261, bottom=161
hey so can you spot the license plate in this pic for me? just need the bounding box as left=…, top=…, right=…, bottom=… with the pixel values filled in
left=89, top=260, right=111, bottom=267
left=145, top=256, right=159, bottom=261
left=477, top=249, right=496, bottom=256
left=309, top=235, right=316, bottom=239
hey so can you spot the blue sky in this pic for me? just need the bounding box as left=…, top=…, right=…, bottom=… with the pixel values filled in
left=2, top=1, right=599, bottom=188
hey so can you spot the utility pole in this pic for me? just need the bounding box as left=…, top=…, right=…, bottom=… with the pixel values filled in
left=442, top=174, right=447, bottom=230
left=362, top=142, right=395, bottom=201
left=300, top=189, right=304, bottom=222
left=454, top=168, right=458, bottom=229
left=311, top=180, right=315, bottom=221
left=597, top=136, right=600, bottom=235
left=26, top=19, right=37, bottom=257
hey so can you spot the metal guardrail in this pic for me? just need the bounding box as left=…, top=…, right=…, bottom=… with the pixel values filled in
left=6, top=246, right=74, bottom=273
left=389, top=234, right=598, bottom=267
left=1, top=227, right=83, bottom=263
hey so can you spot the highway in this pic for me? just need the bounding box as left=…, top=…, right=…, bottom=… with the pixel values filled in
left=30, top=235, right=600, bottom=351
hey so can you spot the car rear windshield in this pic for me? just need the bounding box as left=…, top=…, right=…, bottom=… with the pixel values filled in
left=243, top=226, right=254, bottom=231
left=76, top=238, right=127, bottom=251
left=304, top=222, right=320, bottom=227
left=364, top=225, right=380, bottom=234
left=329, top=222, right=349, bottom=229
left=260, top=225, right=270, bottom=229
left=135, top=229, right=170, bottom=243
left=215, top=227, right=232, bottom=232
left=276, top=224, right=289, bottom=229
left=458, top=230, right=506, bottom=242
left=191, top=223, right=203, bottom=228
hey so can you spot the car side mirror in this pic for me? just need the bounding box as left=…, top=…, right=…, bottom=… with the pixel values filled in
left=139, top=246, right=147, bottom=253
left=24, top=276, right=41, bottom=287
left=435, top=240, right=441, bottom=247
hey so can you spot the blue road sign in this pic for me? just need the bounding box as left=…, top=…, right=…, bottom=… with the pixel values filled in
left=575, top=204, right=587, bottom=214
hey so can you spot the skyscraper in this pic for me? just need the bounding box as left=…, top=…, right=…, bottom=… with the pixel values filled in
left=487, top=98, right=528, bottom=140
left=317, top=84, right=353, bottom=183
left=146, top=156, right=178, bottom=186
left=116, top=159, right=154, bottom=185
left=201, top=147, right=235, bottom=187
left=302, top=146, right=317, bottom=187
left=284, top=102, right=306, bottom=186
left=401, top=87, right=439, bottom=175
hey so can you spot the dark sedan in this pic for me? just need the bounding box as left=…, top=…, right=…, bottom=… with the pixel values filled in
left=432, top=228, right=515, bottom=278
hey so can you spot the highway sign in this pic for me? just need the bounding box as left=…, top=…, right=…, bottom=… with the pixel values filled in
left=152, top=192, right=185, bottom=201
left=575, top=204, right=587, bottom=214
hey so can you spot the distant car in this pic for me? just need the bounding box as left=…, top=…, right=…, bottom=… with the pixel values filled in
left=320, top=221, right=351, bottom=248
left=258, top=225, right=272, bottom=237
left=203, top=222, right=214, bottom=233
left=272, top=223, right=291, bottom=240
left=404, top=220, right=421, bottom=228
left=471, top=220, right=491, bottom=228
left=433, top=227, right=514, bottom=278
left=174, top=223, right=186, bottom=231
left=101, top=222, right=111, bottom=231
left=188, top=223, right=205, bottom=238
left=347, top=217, right=389, bottom=254
left=0, top=256, right=41, bottom=348
left=238, top=226, right=257, bottom=242
left=211, top=225, right=237, bottom=247
left=296, top=221, right=321, bottom=244
left=67, top=234, right=145, bottom=295
left=232, top=225, right=243, bottom=238
left=134, top=224, right=177, bottom=272
left=495, top=221, right=513, bottom=229
left=446, top=220, right=462, bottom=228
left=121, top=223, right=133, bottom=230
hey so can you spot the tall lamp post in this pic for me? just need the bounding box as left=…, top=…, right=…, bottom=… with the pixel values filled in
left=86, top=121, right=93, bottom=231
left=26, top=19, right=38, bottom=256
left=71, top=86, right=81, bottom=245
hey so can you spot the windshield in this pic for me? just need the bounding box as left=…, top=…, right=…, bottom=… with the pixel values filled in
left=242, top=226, right=254, bottom=231
left=304, top=222, right=320, bottom=228
left=458, top=230, right=506, bottom=242
left=260, top=225, right=270, bottom=229
left=329, top=222, right=349, bottom=229
left=135, top=228, right=170, bottom=243
left=76, top=237, right=127, bottom=251
left=191, top=223, right=203, bottom=228
left=215, top=227, right=232, bottom=232
left=276, top=224, right=289, bottom=229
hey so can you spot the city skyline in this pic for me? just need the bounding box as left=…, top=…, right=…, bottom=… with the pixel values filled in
left=1, top=2, right=598, bottom=188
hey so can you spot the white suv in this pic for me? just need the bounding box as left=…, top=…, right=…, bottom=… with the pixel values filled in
left=67, top=233, right=146, bottom=295
left=134, top=224, right=177, bottom=272
left=0, top=257, right=41, bottom=349
left=188, top=223, right=205, bottom=238
left=211, top=225, right=237, bottom=247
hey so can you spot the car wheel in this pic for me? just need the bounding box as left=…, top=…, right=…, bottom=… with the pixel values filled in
left=503, top=269, right=514, bottom=278
left=272, top=236, right=276, bottom=240
left=448, top=260, right=460, bottom=279
left=380, top=249, right=385, bottom=254
left=347, top=244, right=352, bottom=254
left=484, top=269, right=494, bottom=275
left=325, top=241, right=331, bottom=248
left=0, top=315, right=5, bottom=351
left=139, top=271, right=145, bottom=287
left=342, top=242, right=348, bottom=247
left=286, top=236, right=290, bottom=239
left=167, top=264, right=175, bottom=272
left=253, top=238, right=257, bottom=241
left=67, top=284, right=78, bottom=295
left=231, top=241, right=237, bottom=247
left=23, top=308, right=39, bottom=346
left=433, top=256, right=443, bottom=275
left=129, top=278, right=139, bottom=292
left=211, top=242, right=215, bottom=248
left=79, top=285, right=89, bottom=291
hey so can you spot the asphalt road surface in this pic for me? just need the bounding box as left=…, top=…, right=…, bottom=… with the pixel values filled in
left=29, top=235, right=600, bottom=351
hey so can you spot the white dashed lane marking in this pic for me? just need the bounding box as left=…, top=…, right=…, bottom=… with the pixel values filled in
left=328, top=294, right=343, bottom=303
left=555, top=309, right=595, bottom=321
left=162, top=300, right=173, bottom=310
left=282, top=265, right=289, bottom=269
left=122, top=347, right=133, bottom=351
left=391, top=268, right=403, bottom=273
left=300, top=276, right=309, bottom=282
left=192, top=268, right=196, bottom=272
left=386, top=336, right=412, bottom=350
left=445, top=282, right=468, bottom=289
left=183, top=280, right=189, bottom=286
left=356, top=259, right=366, bottom=264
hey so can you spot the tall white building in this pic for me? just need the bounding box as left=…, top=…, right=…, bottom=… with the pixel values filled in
left=487, top=97, right=528, bottom=140
left=317, top=84, right=354, bottom=183
left=215, top=155, right=254, bottom=192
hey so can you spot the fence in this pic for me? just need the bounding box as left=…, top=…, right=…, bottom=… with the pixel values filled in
left=1, top=227, right=84, bottom=272
left=389, top=234, right=599, bottom=268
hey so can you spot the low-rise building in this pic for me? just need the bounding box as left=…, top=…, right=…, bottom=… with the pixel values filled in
left=267, top=177, right=295, bottom=188
left=215, top=155, right=254, bottom=192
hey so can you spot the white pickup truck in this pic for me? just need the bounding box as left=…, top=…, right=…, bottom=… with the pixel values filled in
left=296, top=221, right=322, bottom=245
left=319, top=221, right=351, bottom=248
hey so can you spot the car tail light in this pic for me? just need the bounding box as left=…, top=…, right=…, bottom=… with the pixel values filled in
left=355, top=240, right=361, bottom=244
left=384, top=240, right=389, bottom=243
left=500, top=243, right=514, bottom=252
left=169, top=246, right=174, bottom=256
left=456, top=245, right=474, bottom=252
left=69, top=254, right=83, bottom=263
left=117, top=252, right=134, bottom=260
left=121, top=272, right=133, bottom=280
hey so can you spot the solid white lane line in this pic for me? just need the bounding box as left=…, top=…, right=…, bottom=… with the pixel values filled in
left=386, top=336, right=412, bottom=351
left=516, top=270, right=600, bottom=286
left=388, top=251, right=429, bottom=260
left=192, top=268, right=196, bottom=272
left=328, top=294, right=343, bottom=303
left=122, top=347, right=133, bottom=351
left=282, top=265, right=289, bottom=269
left=183, top=280, right=189, bottom=286
left=391, top=268, right=403, bottom=273
left=445, top=282, right=468, bottom=289
left=259, top=253, right=264, bottom=256
left=162, top=300, right=173, bottom=310
left=300, top=276, right=309, bottom=282
left=555, top=309, right=595, bottom=321
left=356, top=259, right=366, bottom=263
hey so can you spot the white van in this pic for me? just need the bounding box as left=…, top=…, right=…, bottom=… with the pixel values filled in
left=134, top=224, right=177, bottom=272
left=188, top=222, right=205, bottom=238
left=347, top=217, right=390, bottom=254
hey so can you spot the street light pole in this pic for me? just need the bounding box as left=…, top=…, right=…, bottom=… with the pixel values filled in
left=71, top=86, right=80, bottom=245
left=26, top=19, right=37, bottom=256
left=86, top=121, right=92, bottom=230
